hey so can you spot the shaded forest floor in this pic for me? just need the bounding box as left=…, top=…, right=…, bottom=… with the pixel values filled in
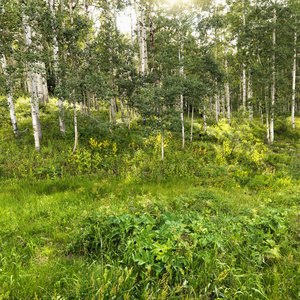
left=0, top=97, right=300, bottom=299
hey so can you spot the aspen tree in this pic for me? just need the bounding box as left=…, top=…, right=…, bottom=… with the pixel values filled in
left=270, top=4, right=276, bottom=144
left=23, top=13, right=42, bottom=151
left=68, top=0, right=78, bottom=153
left=0, top=54, right=19, bottom=136
left=179, top=45, right=185, bottom=149
left=292, top=30, right=297, bottom=131
left=248, top=74, right=253, bottom=120
left=224, top=55, right=230, bottom=124
left=49, top=0, right=66, bottom=134
left=190, top=102, right=194, bottom=142
left=242, top=0, right=246, bottom=114
left=203, top=103, right=207, bottom=132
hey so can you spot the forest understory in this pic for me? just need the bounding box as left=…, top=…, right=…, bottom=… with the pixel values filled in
left=0, top=98, right=299, bottom=299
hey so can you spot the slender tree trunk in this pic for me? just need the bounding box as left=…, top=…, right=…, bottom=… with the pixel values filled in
left=260, top=100, right=263, bottom=125
left=265, top=88, right=270, bottom=145
left=36, top=67, right=44, bottom=103
left=141, top=5, right=148, bottom=74
left=179, top=45, right=185, bottom=149
left=42, top=62, right=49, bottom=103
left=35, top=92, right=42, bottom=140
left=248, top=74, right=253, bottom=120
left=161, top=130, right=164, bottom=162
left=242, top=0, right=246, bottom=115
left=224, top=56, right=231, bottom=125
left=23, top=15, right=42, bottom=148
left=49, top=0, right=66, bottom=134
left=190, top=104, right=194, bottom=142
left=120, top=97, right=125, bottom=120
left=292, top=31, right=297, bottom=131
left=80, top=102, right=84, bottom=114
left=130, top=3, right=134, bottom=48
left=215, top=92, right=219, bottom=125
left=221, top=94, right=225, bottom=119
left=73, top=97, right=78, bottom=153
left=203, top=103, right=207, bottom=132
left=110, top=97, right=116, bottom=124
left=134, top=0, right=142, bottom=73
left=242, top=65, right=246, bottom=114
left=30, top=69, right=41, bottom=151
left=1, top=54, right=19, bottom=136
left=270, top=6, right=276, bottom=144
left=180, top=94, right=185, bottom=149
left=214, top=36, right=219, bottom=125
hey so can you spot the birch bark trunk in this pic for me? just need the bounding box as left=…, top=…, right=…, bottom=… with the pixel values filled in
left=242, top=0, right=246, bottom=114
left=221, top=94, right=225, bottom=119
left=270, top=6, right=276, bottom=144
left=215, top=92, right=219, bottom=125
left=134, top=0, right=143, bottom=74
left=242, top=65, right=246, bottom=114
left=73, top=95, right=78, bottom=153
left=1, top=54, right=19, bottom=136
left=292, top=31, right=297, bottom=131
left=179, top=45, right=184, bottom=150
left=161, top=131, right=164, bottom=162
left=225, top=57, right=231, bottom=125
left=30, top=69, right=41, bottom=151
left=23, top=15, right=42, bottom=148
left=248, top=74, right=253, bottom=120
left=265, top=87, right=270, bottom=145
left=190, top=104, right=194, bottom=142
left=69, top=0, right=78, bottom=152
left=203, top=103, right=207, bottom=132
left=49, top=0, right=66, bottom=134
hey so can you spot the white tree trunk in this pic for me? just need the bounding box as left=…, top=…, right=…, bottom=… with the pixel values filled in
left=30, top=69, right=41, bottom=151
left=265, top=89, right=270, bottom=145
left=225, top=54, right=231, bottom=124
left=142, top=7, right=148, bottom=74
left=242, top=65, right=246, bottom=114
left=215, top=92, right=219, bottom=125
left=36, top=67, right=44, bottom=103
left=190, top=104, right=194, bottom=142
left=49, top=0, right=66, bottom=134
left=270, top=7, right=276, bottom=144
left=120, top=97, right=125, bottom=120
left=292, top=31, right=297, bottom=131
left=42, top=62, right=49, bottom=103
left=179, top=46, right=185, bottom=149
left=203, top=104, right=207, bottom=132
left=135, top=0, right=143, bottom=74
left=1, top=54, right=19, bottom=136
left=242, top=0, right=246, bottom=115
left=23, top=15, right=42, bottom=148
left=248, top=74, right=253, bottom=120
left=161, top=131, right=164, bottom=162
left=260, top=99, right=263, bottom=125
left=73, top=98, right=78, bottom=153
left=80, top=101, right=84, bottom=114
left=180, top=94, right=185, bottom=149
left=221, top=94, right=225, bottom=119
left=110, top=97, right=116, bottom=124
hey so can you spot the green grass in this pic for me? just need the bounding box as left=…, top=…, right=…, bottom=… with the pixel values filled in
left=0, top=97, right=300, bottom=299
left=0, top=177, right=299, bottom=299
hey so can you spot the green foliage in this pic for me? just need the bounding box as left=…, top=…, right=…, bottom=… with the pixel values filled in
left=1, top=95, right=300, bottom=298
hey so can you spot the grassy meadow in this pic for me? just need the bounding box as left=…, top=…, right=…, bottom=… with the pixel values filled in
left=0, top=97, right=300, bottom=299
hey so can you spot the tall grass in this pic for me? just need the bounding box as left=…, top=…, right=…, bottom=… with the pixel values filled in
left=0, top=98, right=299, bottom=298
